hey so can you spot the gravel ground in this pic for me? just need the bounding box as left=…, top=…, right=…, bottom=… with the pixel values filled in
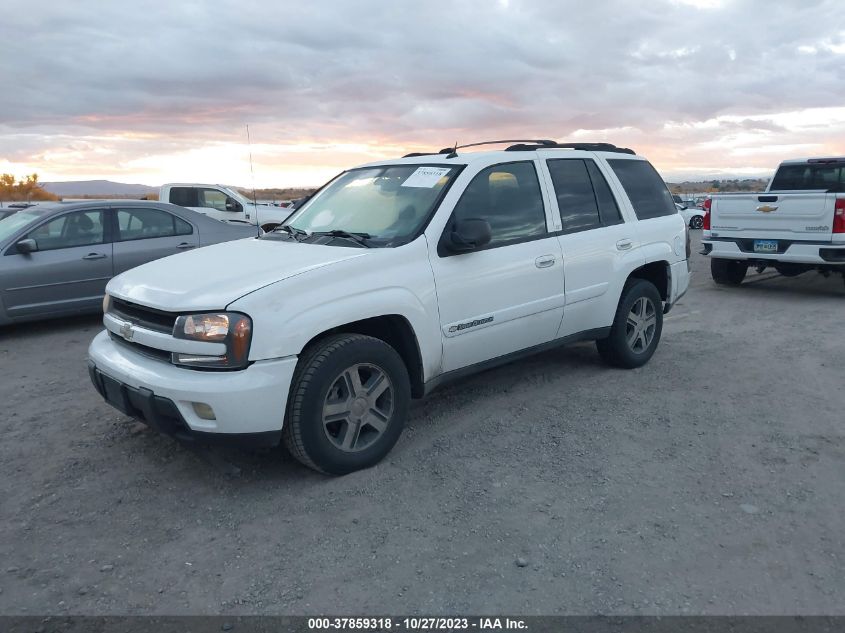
left=1, top=233, right=843, bottom=616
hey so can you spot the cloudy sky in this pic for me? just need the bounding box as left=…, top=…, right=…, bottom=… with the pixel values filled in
left=1, top=0, right=844, bottom=187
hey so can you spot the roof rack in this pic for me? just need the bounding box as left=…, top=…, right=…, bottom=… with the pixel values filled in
left=505, top=142, right=635, bottom=154
left=402, top=148, right=455, bottom=158
left=402, top=140, right=635, bottom=158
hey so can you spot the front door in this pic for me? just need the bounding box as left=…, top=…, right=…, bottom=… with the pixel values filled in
left=2, top=208, right=112, bottom=318
left=196, top=188, right=244, bottom=222
left=428, top=160, right=565, bottom=373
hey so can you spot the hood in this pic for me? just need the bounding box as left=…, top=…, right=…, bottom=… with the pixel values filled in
left=107, top=237, right=369, bottom=311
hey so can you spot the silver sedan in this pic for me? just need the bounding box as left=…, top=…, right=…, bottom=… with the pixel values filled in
left=0, top=200, right=257, bottom=325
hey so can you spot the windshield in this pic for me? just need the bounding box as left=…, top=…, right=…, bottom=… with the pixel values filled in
left=281, top=164, right=460, bottom=246
left=0, top=208, right=52, bottom=243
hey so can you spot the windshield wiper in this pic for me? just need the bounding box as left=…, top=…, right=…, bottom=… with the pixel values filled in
left=272, top=224, right=309, bottom=242
left=312, top=229, right=372, bottom=248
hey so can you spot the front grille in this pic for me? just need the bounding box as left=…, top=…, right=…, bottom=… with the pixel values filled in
left=109, top=332, right=172, bottom=363
left=110, top=298, right=176, bottom=334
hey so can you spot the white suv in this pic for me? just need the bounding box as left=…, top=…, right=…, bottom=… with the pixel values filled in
left=88, top=141, right=690, bottom=474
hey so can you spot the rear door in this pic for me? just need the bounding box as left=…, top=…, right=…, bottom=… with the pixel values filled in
left=2, top=208, right=112, bottom=318
left=112, top=206, right=199, bottom=275
left=541, top=156, right=642, bottom=337
left=710, top=192, right=833, bottom=242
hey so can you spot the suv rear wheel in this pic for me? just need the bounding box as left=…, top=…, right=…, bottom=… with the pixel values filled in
left=283, top=333, right=410, bottom=475
left=711, top=258, right=748, bottom=285
left=596, top=279, right=663, bottom=369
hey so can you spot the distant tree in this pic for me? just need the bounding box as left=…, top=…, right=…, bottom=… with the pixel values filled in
left=0, top=173, right=59, bottom=204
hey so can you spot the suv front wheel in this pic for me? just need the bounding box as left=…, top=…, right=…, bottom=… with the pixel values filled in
left=283, top=333, right=410, bottom=475
left=596, top=279, right=664, bottom=369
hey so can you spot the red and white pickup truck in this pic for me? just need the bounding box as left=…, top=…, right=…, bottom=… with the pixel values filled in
left=701, top=157, right=845, bottom=286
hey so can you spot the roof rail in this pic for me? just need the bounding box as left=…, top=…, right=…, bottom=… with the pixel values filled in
left=401, top=140, right=635, bottom=158
left=505, top=142, right=635, bottom=154
left=402, top=148, right=455, bottom=158
left=454, top=139, right=557, bottom=150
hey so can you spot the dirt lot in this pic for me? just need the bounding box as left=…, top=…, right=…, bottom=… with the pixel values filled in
left=1, top=233, right=844, bottom=616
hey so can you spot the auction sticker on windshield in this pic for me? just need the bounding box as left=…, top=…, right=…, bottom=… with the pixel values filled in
left=402, top=166, right=451, bottom=188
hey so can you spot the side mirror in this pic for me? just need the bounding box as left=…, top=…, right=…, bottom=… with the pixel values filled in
left=225, top=198, right=242, bottom=213
left=16, top=238, right=37, bottom=254
left=447, top=218, right=492, bottom=253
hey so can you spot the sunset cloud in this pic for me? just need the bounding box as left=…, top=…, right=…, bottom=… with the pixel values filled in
left=1, top=0, right=844, bottom=187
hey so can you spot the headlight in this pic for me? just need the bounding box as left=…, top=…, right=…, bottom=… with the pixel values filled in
left=102, top=294, right=112, bottom=314
left=172, top=312, right=252, bottom=370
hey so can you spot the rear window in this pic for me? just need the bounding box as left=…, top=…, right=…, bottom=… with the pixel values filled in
left=608, top=159, right=676, bottom=220
left=770, top=164, right=845, bottom=191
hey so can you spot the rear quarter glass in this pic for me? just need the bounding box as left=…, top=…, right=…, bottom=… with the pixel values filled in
left=607, top=159, right=677, bottom=220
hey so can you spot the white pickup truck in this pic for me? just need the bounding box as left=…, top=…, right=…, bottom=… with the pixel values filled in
left=160, top=183, right=291, bottom=231
left=89, top=141, right=690, bottom=475
left=702, top=157, right=845, bottom=285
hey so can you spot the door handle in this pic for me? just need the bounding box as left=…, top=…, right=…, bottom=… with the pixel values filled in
left=616, top=239, right=633, bottom=251
left=177, top=242, right=195, bottom=249
left=82, top=253, right=107, bottom=260
left=535, top=255, right=556, bottom=268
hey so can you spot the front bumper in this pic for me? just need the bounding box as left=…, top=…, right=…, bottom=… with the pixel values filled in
left=87, top=330, right=298, bottom=442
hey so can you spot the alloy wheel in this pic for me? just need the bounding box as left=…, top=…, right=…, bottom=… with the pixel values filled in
left=321, top=363, right=394, bottom=453
left=626, top=297, right=657, bottom=353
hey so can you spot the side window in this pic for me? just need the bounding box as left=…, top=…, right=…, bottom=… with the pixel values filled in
left=169, top=187, right=197, bottom=207
left=547, top=160, right=623, bottom=233
left=198, top=189, right=230, bottom=211
left=27, top=210, right=105, bottom=251
left=174, top=216, right=193, bottom=236
left=547, top=160, right=601, bottom=233
left=608, top=159, right=676, bottom=220
left=451, top=161, right=547, bottom=248
left=586, top=162, right=622, bottom=226
left=116, top=208, right=182, bottom=241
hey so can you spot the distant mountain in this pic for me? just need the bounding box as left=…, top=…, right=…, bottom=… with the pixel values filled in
left=41, top=180, right=157, bottom=197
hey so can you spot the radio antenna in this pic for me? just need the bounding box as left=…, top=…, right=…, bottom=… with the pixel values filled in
left=246, top=124, right=260, bottom=235
left=246, top=124, right=258, bottom=204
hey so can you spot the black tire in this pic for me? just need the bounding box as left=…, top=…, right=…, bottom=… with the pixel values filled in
left=596, top=279, right=663, bottom=369
left=689, top=215, right=704, bottom=229
left=282, top=333, right=410, bottom=475
left=711, top=258, right=748, bottom=286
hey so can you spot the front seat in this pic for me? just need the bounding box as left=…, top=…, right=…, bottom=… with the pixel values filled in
left=66, top=213, right=97, bottom=246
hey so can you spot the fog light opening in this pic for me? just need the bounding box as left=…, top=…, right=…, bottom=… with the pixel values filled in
left=191, top=402, right=216, bottom=420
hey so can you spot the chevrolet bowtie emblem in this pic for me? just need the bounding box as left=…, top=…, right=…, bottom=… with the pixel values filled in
left=120, top=322, right=135, bottom=341
left=756, top=205, right=778, bottom=213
